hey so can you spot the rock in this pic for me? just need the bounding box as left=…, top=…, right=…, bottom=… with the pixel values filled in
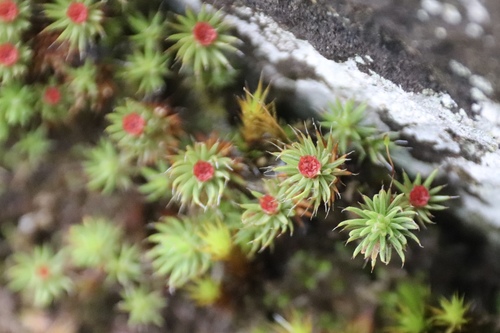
left=175, top=1, right=500, bottom=239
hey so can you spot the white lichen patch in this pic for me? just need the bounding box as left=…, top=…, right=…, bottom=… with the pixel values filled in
left=417, top=9, right=430, bottom=21
left=449, top=60, right=495, bottom=101
left=403, top=125, right=461, bottom=154
left=476, top=100, right=500, bottom=140
left=448, top=152, right=500, bottom=237
left=469, top=74, right=494, bottom=96
left=222, top=5, right=500, bottom=232
left=442, top=3, right=462, bottom=25
left=458, top=0, right=490, bottom=24
left=440, top=93, right=458, bottom=109
left=419, top=0, right=490, bottom=40
left=434, top=27, right=447, bottom=39
left=449, top=59, right=472, bottom=78
left=354, top=55, right=366, bottom=65
left=421, top=0, right=443, bottom=16
left=465, top=22, right=484, bottom=38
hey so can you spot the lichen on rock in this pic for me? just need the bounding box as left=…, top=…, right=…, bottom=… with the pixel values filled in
left=182, top=0, right=500, bottom=236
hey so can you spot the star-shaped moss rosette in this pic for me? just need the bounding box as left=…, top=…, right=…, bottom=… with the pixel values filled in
left=0, top=82, right=35, bottom=127
left=337, top=189, right=419, bottom=270
left=139, top=159, right=172, bottom=202
left=393, top=169, right=454, bottom=225
left=236, top=179, right=296, bottom=255
left=103, top=243, right=142, bottom=286
left=319, top=99, right=398, bottom=165
left=66, top=216, right=122, bottom=268
left=319, top=99, right=376, bottom=153
left=384, top=281, right=430, bottom=333
left=44, top=0, right=104, bottom=53
left=0, top=41, right=31, bottom=83
left=128, top=10, right=167, bottom=50
left=3, top=127, right=52, bottom=169
left=83, top=139, right=135, bottom=194
left=6, top=245, right=73, bottom=307
left=361, top=132, right=399, bottom=166
left=37, top=82, right=70, bottom=121
left=185, top=276, right=222, bottom=306
left=66, top=60, right=99, bottom=108
left=432, top=294, right=470, bottom=333
left=271, top=129, right=351, bottom=215
left=106, top=99, right=182, bottom=164
left=118, top=46, right=170, bottom=97
left=168, top=139, right=238, bottom=209
left=119, top=286, right=166, bottom=327
left=0, top=0, right=31, bottom=41
left=147, top=215, right=212, bottom=288
left=238, top=79, right=288, bottom=148
left=167, top=5, right=239, bottom=75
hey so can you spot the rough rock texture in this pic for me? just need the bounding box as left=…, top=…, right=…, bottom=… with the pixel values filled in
left=179, top=0, right=500, bottom=239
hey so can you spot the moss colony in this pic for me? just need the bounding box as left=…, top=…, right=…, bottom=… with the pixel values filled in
left=0, top=1, right=495, bottom=332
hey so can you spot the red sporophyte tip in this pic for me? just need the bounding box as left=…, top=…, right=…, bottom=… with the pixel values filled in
left=193, top=22, right=218, bottom=46
left=122, top=113, right=146, bottom=136
left=0, top=0, right=18, bottom=22
left=193, top=160, right=214, bottom=182
left=259, top=194, right=279, bottom=215
left=36, top=265, right=50, bottom=279
left=298, top=155, right=321, bottom=178
left=43, top=86, right=62, bottom=105
left=66, top=2, right=88, bottom=24
left=0, top=42, right=18, bottom=66
left=409, top=185, right=430, bottom=208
